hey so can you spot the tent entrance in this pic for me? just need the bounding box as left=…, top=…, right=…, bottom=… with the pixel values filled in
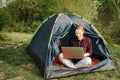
left=52, top=24, right=108, bottom=68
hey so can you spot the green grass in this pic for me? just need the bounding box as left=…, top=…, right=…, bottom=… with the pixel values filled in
left=0, top=32, right=120, bottom=80
left=0, top=32, right=33, bottom=44
left=0, top=32, right=42, bottom=80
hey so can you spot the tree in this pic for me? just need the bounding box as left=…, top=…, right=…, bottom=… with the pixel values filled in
left=97, top=0, right=120, bottom=44
left=0, top=0, right=99, bottom=33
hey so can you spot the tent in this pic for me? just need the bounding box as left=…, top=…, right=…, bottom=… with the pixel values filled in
left=28, top=13, right=115, bottom=80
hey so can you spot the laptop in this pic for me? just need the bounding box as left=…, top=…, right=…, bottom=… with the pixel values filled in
left=61, top=47, right=84, bottom=59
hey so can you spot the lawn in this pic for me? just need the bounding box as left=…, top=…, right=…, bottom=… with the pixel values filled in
left=0, top=32, right=120, bottom=80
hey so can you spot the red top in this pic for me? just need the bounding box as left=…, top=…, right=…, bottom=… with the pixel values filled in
left=69, top=36, right=92, bottom=56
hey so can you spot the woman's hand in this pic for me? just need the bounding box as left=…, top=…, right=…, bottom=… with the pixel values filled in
left=84, top=53, right=90, bottom=57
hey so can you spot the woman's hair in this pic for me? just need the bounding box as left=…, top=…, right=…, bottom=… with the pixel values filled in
left=75, top=24, right=84, bottom=32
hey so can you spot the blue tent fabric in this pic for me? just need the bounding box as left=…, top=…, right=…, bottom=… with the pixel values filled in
left=28, top=13, right=115, bottom=79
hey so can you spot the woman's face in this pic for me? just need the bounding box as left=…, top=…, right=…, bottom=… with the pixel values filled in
left=75, top=29, right=84, bottom=39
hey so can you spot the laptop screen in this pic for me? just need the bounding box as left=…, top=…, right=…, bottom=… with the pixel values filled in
left=61, top=47, right=84, bottom=59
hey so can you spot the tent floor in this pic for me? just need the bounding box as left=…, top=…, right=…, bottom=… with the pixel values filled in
left=53, top=56, right=100, bottom=67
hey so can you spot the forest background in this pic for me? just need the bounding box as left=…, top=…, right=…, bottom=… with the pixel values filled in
left=0, top=0, right=120, bottom=44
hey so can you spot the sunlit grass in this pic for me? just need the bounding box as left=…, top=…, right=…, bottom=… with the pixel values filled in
left=0, top=32, right=33, bottom=44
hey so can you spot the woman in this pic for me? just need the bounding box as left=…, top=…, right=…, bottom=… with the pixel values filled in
left=58, top=24, right=92, bottom=69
